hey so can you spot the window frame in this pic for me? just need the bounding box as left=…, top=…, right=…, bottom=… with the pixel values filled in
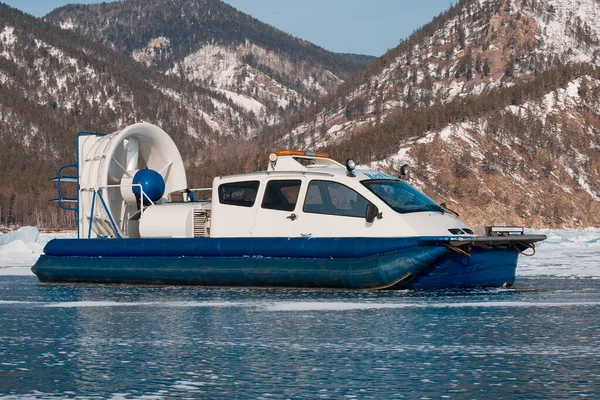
left=302, top=179, right=369, bottom=218
left=218, top=180, right=260, bottom=208
left=361, top=179, right=442, bottom=214
left=260, top=179, right=302, bottom=212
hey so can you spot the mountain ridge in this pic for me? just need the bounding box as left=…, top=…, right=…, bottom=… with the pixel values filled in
left=275, top=0, right=600, bottom=228
left=45, top=0, right=375, bottom=123
left=3, top=0, right=600, bottom=229
left=0, top=2, right=270, bottom=226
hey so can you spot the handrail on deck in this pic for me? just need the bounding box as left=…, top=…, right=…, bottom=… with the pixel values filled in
left=54, top=163, right=78, bottom=212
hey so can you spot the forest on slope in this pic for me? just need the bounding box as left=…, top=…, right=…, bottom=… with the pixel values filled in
left=0, top=3, right=253, bottom=227
left=184, top=0, right=600, bottom=228
left=46, top=0, right=374, bottom=120
left=0, top=0, right=374, bottom=228
left=3, top=0, right=600, bottom=229
left=45, top=0, right=370, bottom=78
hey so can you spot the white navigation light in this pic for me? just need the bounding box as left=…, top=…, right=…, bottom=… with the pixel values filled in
left=346, top=158, right=356, bottom=177
left=268, top=153, right=278, bottom=170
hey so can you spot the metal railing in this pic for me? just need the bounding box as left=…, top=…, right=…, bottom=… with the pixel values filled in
left=85, top=184, right=151, bottom=239
left=188, top=187, right=212, bottom=202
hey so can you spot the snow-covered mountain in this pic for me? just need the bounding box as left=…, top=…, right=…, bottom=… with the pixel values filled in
left=0, top=3, right=278, bottom=227
left=291, top=0, right=600, bottom=142
left=283, top=0, right=600, bottom=228
left=0, top=0, right=371, bottom=228
left=3, top=0, right=600, bottom=229
left=45, top=0, right=372, bottom=125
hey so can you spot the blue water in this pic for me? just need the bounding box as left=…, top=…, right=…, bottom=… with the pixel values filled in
left=1, top=276, right=599, bottom=399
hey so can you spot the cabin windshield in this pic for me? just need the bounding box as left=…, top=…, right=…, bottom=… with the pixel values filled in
left=362, top=179, right=444, bottom=214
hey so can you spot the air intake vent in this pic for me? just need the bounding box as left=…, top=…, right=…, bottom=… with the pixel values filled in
left=448, top=228, right=474, bottom=235
left=193, top=209, right=211, bottom=238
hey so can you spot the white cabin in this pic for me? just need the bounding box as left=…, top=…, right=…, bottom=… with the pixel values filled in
left=73, top=123, right=471, bottom=239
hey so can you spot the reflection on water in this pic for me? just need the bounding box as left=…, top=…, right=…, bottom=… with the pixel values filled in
left=0, top=277, right=599, bottom=398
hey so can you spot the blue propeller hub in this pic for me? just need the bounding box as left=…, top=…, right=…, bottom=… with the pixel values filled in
left=132, top=169, right=165, bottom=205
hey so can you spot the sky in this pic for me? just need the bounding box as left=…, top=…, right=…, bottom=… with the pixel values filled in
left=1, top=0, right=455, bottom=56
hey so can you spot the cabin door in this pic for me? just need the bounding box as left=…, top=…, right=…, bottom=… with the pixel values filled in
left=251, top=178, right=304, bottom=237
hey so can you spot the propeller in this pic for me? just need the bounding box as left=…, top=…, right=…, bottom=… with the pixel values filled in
left=79, top=123, right=188, bottom=239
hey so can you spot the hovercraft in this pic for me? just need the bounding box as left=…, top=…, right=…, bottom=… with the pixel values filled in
left=32, top=123, right=546, bottom=289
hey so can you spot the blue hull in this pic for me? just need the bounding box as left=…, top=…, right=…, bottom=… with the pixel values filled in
left=33, top=237, right=448, bottom=290
left=405, top=246, right=519, bottom=289
left=32, top=237, right=521, bottom=289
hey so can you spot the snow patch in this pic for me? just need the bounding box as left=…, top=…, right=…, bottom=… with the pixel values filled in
left=0, top=26, right=17, bottom=47
left=59, top=19, right=77, bottom=31
left=519, top=229, right=600, bottom=277
left=181, top=43, right=244, bottom=88
left=0, top=228, right=75, bottom=273
left=132, top=37, right=170, bottom=67
left=522, top=0, right=600, bottom=65
left=215, top=89, right=265, bottom=115
left=0, top=227, right=39, bottom=247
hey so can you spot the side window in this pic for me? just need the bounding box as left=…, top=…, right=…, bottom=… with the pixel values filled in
left=303, top=180, right=369, bottom=217
left=261, top=180, right=301, bottom=212
left=218, top=181, right=260, bottom=207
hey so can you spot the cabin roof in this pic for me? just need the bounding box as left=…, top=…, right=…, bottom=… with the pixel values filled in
left=217, top=155, right=399, bottom=182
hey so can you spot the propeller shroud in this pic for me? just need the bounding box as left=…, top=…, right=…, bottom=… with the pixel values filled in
left=78, top=123, right=188, bottom=238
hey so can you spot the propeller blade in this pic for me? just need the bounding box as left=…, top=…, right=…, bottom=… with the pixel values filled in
left=108, top=174, right=121, bottom=185
left=157, top=162, right=173, bottom=179
left=110, top=157, right=133, bottom=178
left=125, top=138, right=139, bottom=171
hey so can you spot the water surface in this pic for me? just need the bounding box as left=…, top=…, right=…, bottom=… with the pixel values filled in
left=1, top=276, right=599, bottom=398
